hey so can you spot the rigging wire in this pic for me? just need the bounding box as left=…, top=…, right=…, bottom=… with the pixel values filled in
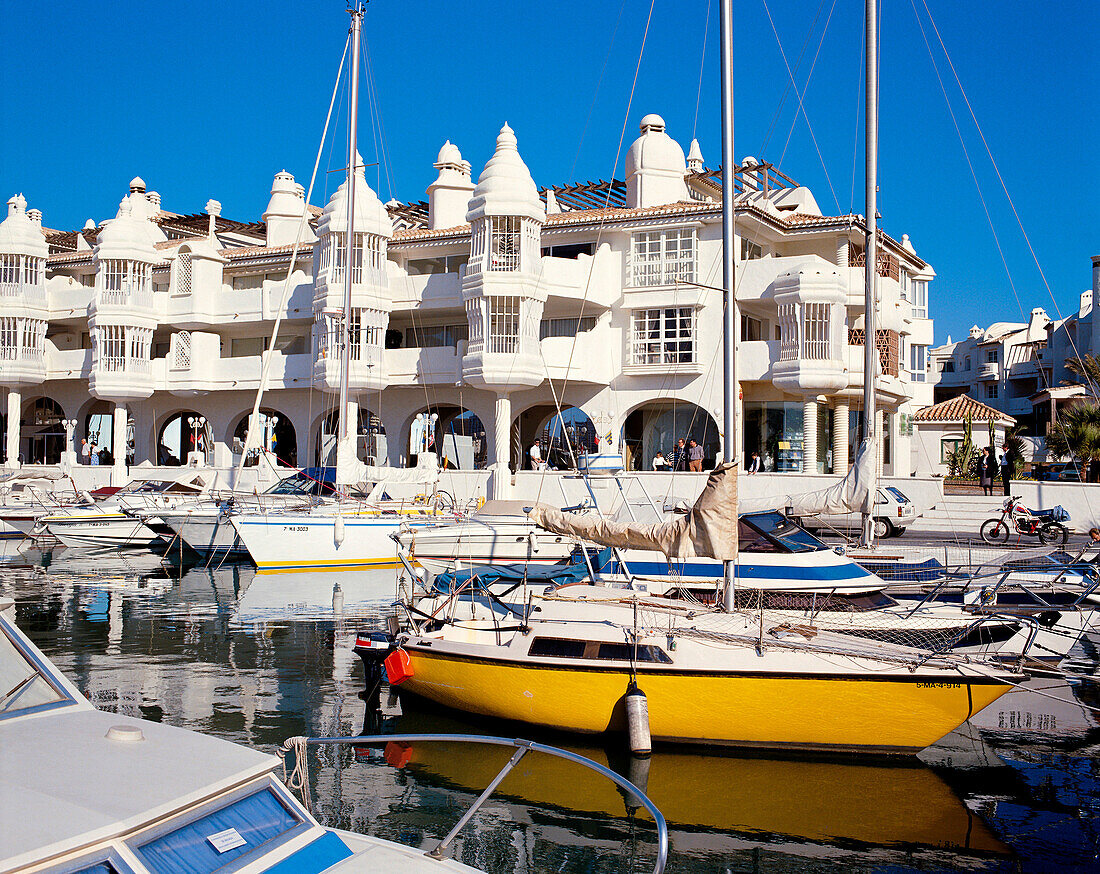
left=691, top=0, right=712, bottom=142
left=759, top=0, right=842, bottom=214
left=236, top=30, right=351, bottom=485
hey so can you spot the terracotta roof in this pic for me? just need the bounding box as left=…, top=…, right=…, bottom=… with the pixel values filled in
left=912, top=395, right=1016, bottom=424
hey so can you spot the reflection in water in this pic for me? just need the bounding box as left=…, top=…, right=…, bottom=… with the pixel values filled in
left=2, top=551, right=1098, bottom=872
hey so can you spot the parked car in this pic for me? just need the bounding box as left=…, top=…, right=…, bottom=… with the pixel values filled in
left=798, top=486, right=918, bottom=538
left=1034, top=462, right=1084, bottom=482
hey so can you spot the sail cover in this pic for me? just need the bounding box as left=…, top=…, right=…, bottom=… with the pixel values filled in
left=739, top=440, right=874, bottom=516
left=527, top=462, right=738, bottom=560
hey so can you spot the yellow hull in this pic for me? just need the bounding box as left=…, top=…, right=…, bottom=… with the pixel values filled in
left=400, top=649, right=1012, bottom=753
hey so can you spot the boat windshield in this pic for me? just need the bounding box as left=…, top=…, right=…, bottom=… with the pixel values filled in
left=740, top=512, right=828, bottom=553
left=0, top=621, right=69, bottom=720
left=264, top=475, right=317, bottom=496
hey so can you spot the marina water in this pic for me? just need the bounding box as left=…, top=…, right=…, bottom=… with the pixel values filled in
left=4, top=547, right=1098, bottom=873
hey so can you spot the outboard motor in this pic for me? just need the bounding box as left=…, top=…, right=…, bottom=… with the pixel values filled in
left=354, top=630, right=397, bottom=716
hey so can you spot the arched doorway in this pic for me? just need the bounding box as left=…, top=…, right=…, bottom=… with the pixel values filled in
left=158, top=410, right=211, bottom=466
left=314, top=407, right=385, bottom=468
left=621, top=401, right=720, bottom=471
left=84, top=400, right=115, bottom=460
left=233, top=409, right=298, bottom=468
left=409, top=405, right=486, bottom=469
left=513, top=405, right=597, bottom=470
left=24, top=397, right=65, bottom=464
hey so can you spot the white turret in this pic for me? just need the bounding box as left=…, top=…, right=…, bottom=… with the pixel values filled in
left=466, top=124, right=545, bottom=225
left=462, top=124, right=547, bottom=497
left=0, top=195, right=48, bottom=261
left=687, top=138, right=704, bottom=172
left=624, top=114, right=689, bottom=209
left=312, top=154, right=393, bottom=395
left=426, top=141, right=474, bottom=230
left=263, top=170, right=316, bottom=247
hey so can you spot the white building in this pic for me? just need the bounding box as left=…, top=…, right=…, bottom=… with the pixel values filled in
left=0, top=114, right=936, bottom=484
left=928, top=255, right=1100, bottom=456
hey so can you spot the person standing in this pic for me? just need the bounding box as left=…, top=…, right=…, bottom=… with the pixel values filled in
left=80, top=438, right=91, bottom=465
left=688, top=438, right=704, bottom=472
left=998, top=446, right=1011, bottom=496
left=529, top=439, right=543, bottom=471
left=652, top=451, right=669, bottom=471
left=89, top=443, right=99, bottom=466
left=747, top=451, right=761, bottom=473
left=983, top=448, right=998, bottom=496
left=671, top=438, right=687, bottom=472
left=979, top=448, right=992, bottom=495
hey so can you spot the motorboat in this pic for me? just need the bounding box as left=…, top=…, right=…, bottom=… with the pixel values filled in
left=0, top=470, right=85, bottom=538
left=145, top=470, right=337, bottom=559
left=0, top=588, right=666, bottom=873
left=40, top=473, right=213, bottom=550
left=391, top=583, right=1023, bottom=754
left=397, top=500, right=579, bottom=575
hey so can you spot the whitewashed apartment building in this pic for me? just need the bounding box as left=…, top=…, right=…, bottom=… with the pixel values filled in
left=0, top=113, right=936, bottom=483
left=929, top=255, right=1100, bottom=459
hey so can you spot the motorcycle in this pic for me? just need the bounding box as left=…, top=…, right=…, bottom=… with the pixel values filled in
left=980, top=496, right=1070, bottom=545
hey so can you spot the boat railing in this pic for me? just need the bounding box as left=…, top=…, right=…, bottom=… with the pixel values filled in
left=280, top=732, right=668, bottom=874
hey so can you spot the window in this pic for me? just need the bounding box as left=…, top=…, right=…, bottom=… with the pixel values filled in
left=0, top=255, right=18, bottom=286
left=95, top=326, right=127, bottom=371
left=740, top=316, right=762, bottom=342
left=987, top=383, right=999, bottom=399
left=629, top=307, right=696, bottom=366
left=900, top=270, right=910, bottom=301
left=964, top=356, right=971, bottom=371
left=985, top=349, right=998, bottom=363
left=405, top=323, right=469, bottom=348
left=406, top=254, right=469, bottom=275
left=778, top=303, right=798, bottom=361
left=134, top=788, right=303, bottom=874
left=909, top=344, right=927, bottom=382
left=529, top=638, right=587, bottom=658
left=740, top=238, right=763, bottom=261
left=941, top=359, right=955, bottom=373
left=22, top=257, right=40, bottom=287
left=0, top=621, right=70, bottom=720
left=630, top=228, right=696, bottom=287
left=175, top=252, right=192, bottom=295
left=595, top=643, right=673, bottom=663
left=489, top=216, right=521, bottom=271
left=232, top=274, right=265, bottom=291
left=541, top=242, right=595, bottom=259
left=802, top=303, right=829, bottom=360
left=486, top=296, right=520, bottom=352
left=911, top=280, right=928, bottom=318
left=230, top=337, right=267, bottom=358
left=941, top=438, right=961, bottom=463
left=539, top=316, right=596, bottom=340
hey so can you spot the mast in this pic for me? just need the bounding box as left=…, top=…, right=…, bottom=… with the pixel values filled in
left=339, top=4, right=363, bottom=451
left=719, top=0, right=737, bottom=612
left=859, top=0, right=879, bottom=547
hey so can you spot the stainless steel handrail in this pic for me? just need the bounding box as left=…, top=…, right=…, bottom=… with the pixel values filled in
left=281, top=732, right=668, bottom=874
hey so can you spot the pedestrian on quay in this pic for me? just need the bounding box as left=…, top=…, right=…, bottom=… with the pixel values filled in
left=89, top=443, right=99, bottom=466
left=688, top=438, right=704, bottom=472
left=529, top=438, right=544, bottom=471
left=80, top=438, right=91, bottom=465
left=998, top=446, right=1011, bottom=496
left=652, top=451, right=670, bottom=471
left=983, top=448, right=998, bottom=496
left=979, top=448, right=992, bottom=495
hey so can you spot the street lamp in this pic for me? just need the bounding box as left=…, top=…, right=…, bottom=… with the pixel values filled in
left=187, top=416, right=207, bottom=461
left=61, top=419, right=77, bottom=466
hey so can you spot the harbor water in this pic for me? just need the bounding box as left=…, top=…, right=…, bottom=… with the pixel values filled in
left=3, top=545, right=1099, bottom=873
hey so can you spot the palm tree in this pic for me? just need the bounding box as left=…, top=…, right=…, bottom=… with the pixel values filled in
left=1046, top=402, right=1100, bottom=481
left=1064, top=355, right=1100, bottom=397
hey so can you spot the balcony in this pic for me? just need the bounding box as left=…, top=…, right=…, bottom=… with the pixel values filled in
left=540, top=331, right=611, bottom=383
left=313, top=345, right=386, bottom=393
left=0, top=344, right=46, bottom=386
left=90, top=355, right=154, bottom=401
left=384, top=345, right=463, bottom=385
left=0, top=279, right=46, bottom=310
left=978, top=361, right=1000, bottom=380
left=390, top=270, right=463, bottom=310
left=46, top=348, right=93, bottom=380
left=166, top=350, right=314, bottom=396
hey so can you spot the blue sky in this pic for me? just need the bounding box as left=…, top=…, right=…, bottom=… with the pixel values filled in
left=1, top=0, right=1096, bottom=343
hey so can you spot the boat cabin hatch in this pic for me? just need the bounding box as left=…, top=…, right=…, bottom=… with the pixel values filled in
left=527, top=636, right=674, bottom=663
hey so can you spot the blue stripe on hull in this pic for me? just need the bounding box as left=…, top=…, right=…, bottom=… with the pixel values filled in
left=610, top=559, right=873, bottom=581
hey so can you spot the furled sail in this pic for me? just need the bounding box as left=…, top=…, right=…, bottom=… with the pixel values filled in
left=527, top=462, right=738, bottom=560
left=739, top=440, right=874, bottom=516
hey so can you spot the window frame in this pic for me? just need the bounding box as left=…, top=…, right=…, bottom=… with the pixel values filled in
left=629, top=228, right=696, bottom=288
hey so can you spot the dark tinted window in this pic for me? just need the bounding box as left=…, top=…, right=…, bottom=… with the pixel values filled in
left=529, top=638, right=587, bottom=658
left=596, top=643, right=673, bottom=663
left=741, top=512, right=827, bottom=553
